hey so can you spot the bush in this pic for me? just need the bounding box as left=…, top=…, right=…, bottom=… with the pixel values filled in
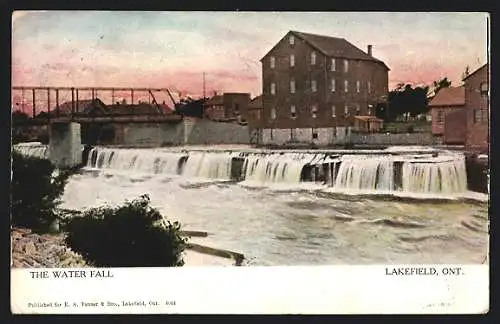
left=11, top=152, right=72, bottom=232
left=64, top=195, right=187, bottom=267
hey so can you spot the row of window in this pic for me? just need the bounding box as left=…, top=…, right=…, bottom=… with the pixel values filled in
left=270, top=79, right=372, bottom=94
left=436, top=109, right=488, bottom=125
left=270, top=53, right=350, bottom=72
left=270, top=104, right=371, bottom=120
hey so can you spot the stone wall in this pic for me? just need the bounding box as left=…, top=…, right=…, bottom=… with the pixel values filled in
left=259, top=127, right=437, bottom=146
left=115, top=118, right=250, bottom=146
left=184, top=118, right=250, bottom=145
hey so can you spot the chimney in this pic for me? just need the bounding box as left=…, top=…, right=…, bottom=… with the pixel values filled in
left=367, top=45, right=373, bottom=57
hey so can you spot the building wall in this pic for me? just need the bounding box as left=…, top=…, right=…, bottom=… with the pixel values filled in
left=260, top=31, right=389, bottom=130
left=223, top=93, right=251, bottom=121
left=431, top=106, right=464, bottom=135
left=464, top=65, right=489, bottom=153
left=443, top=109, right=466, bottom=144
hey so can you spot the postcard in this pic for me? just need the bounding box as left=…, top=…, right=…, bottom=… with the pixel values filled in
left=11, top=11, right=490, bottom=314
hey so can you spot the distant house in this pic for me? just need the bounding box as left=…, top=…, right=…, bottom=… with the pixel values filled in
left=429, top=87, right=466, bottom=144
left=204, top=93, right=251, bottom=122
left=51, top=98, right=108, bottom=116
left=247, top=95, right=263, bottom=129
left=353, top=116, right=384, bottom=133
left=105, top=102, right=172, bottom=115
left=463, top=63, right=489, bottom=154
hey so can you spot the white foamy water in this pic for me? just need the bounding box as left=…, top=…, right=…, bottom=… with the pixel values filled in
left=13, top=143, right=488, bottom=265
left=59, top=170, right=488, bottom=265
left=13, top=142, right=48, bottom=159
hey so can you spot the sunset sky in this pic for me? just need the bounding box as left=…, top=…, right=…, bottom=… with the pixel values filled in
left=12, top=11, right=488, bottom=108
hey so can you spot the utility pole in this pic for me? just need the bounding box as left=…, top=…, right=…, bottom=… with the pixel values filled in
left=203, top=72, right=206, bottom=99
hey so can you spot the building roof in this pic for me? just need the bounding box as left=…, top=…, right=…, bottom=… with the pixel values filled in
left=354, top=116, right=383, bottom=122
left=462, top=63, right=488, bottom=81
left=53, top=99, right=107, bottom=115
left=428, top=87, right=465, bottom=107
left=247, top=95, right=263, bottom=109
left=206, top=95, right=223, bottom=106
left=261, top=30, right=389, bottom=70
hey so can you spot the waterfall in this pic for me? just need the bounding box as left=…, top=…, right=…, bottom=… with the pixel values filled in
left=13, top=142, right=49, bottom=159
left=86, top=147, right=187, bottom=175
left=181, top=151, right=236, bottom=180
left=334, top=155, right=394, bottom=191
left=401, top=157, right=467, bottom=194
left=79, top=146, right=470, bottom=195
left=243, top=153, right=317, bottom=183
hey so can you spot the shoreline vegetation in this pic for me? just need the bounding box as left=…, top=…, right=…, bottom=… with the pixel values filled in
left=11, top=151, right=246, bottom=267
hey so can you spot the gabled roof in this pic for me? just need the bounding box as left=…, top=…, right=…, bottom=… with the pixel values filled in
left=206, top=95, right=223, bottom=106
left=462, top=63, right=488, bottom=81
left=248, top=95, right=263, bottom=109
left=53, top=99, right=106, bottom=115
left=428, top=87, right=465, bottom=107
left=261, top=30, right=390, bottom=70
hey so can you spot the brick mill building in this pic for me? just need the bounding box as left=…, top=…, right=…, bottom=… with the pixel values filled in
left=463, top=63, right=489, bottom=154
left=256, top=30, right=389, bottom=145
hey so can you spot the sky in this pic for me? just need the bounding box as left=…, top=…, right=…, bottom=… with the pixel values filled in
left=12, top=11, right=488, bottom=110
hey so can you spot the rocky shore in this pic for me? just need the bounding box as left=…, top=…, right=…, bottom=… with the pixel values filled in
left=11, top=227, right=88, bottom=268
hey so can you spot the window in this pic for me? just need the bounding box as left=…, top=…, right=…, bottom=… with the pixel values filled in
left=234, top=103, right=240, bottom=114
left=474, top=109, right=488, bottom=124
left=290, top=105, right=296, bottom=119
left=311, top=105, right=318, bottom=118
left=344, top=104, right=349, bottom=116
left=356, top=80, right=360, bottom=93
left=368, top=81, right=372, bottom=93
left=343, top=59, right=349, bottom=72
left=270, top=107, right=276, bottom=119
left=289, top=35, right=295, bottom=45
left=355, top=104, right=360, bottom=116
left=312, top=132, right=318, bottom=140
left=311, top=51, right=316, bottom=65
left=331, top=79, right=336, bottom=92
left=311, top=80, right=317, bottom=93
left=290, top=79, right=296, bottom=94
left=480, top=82, right=488, bottom=96
left=344, top=80, right=349, bottom=92
left=331, top=58, right=336, bottom=71
left=331, top=105, right=336, bottom=118
left=368, top=104, right=373, bottom=116
left=270, top=82, right=276, bottom=95
left=473, top=110, right=481, bottom=123
left=290, top=54, right=295, bottom=67
left=436, top=110, right=444, bottom=123
left=270, top=56, right=275, bottom=69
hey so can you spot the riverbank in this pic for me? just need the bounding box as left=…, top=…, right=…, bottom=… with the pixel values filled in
left=11, top=227, right=88, bottom=268
left=11, top=227, right=238, bottom=268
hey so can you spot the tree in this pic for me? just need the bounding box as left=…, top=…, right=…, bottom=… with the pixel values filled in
left=461, top=65, right=470, bottom=80
left=432, top=77, right=452, bottom=95
left=12, top=110, right=29, bottom=123
left=386, top=84, right=430, bottom=122
left=11, top=152, right=73, bottom=232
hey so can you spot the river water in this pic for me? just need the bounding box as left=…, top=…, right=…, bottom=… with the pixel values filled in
left=48, top=148, right=488, bottom=265
left=14, top=143, right=490, bottom=265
